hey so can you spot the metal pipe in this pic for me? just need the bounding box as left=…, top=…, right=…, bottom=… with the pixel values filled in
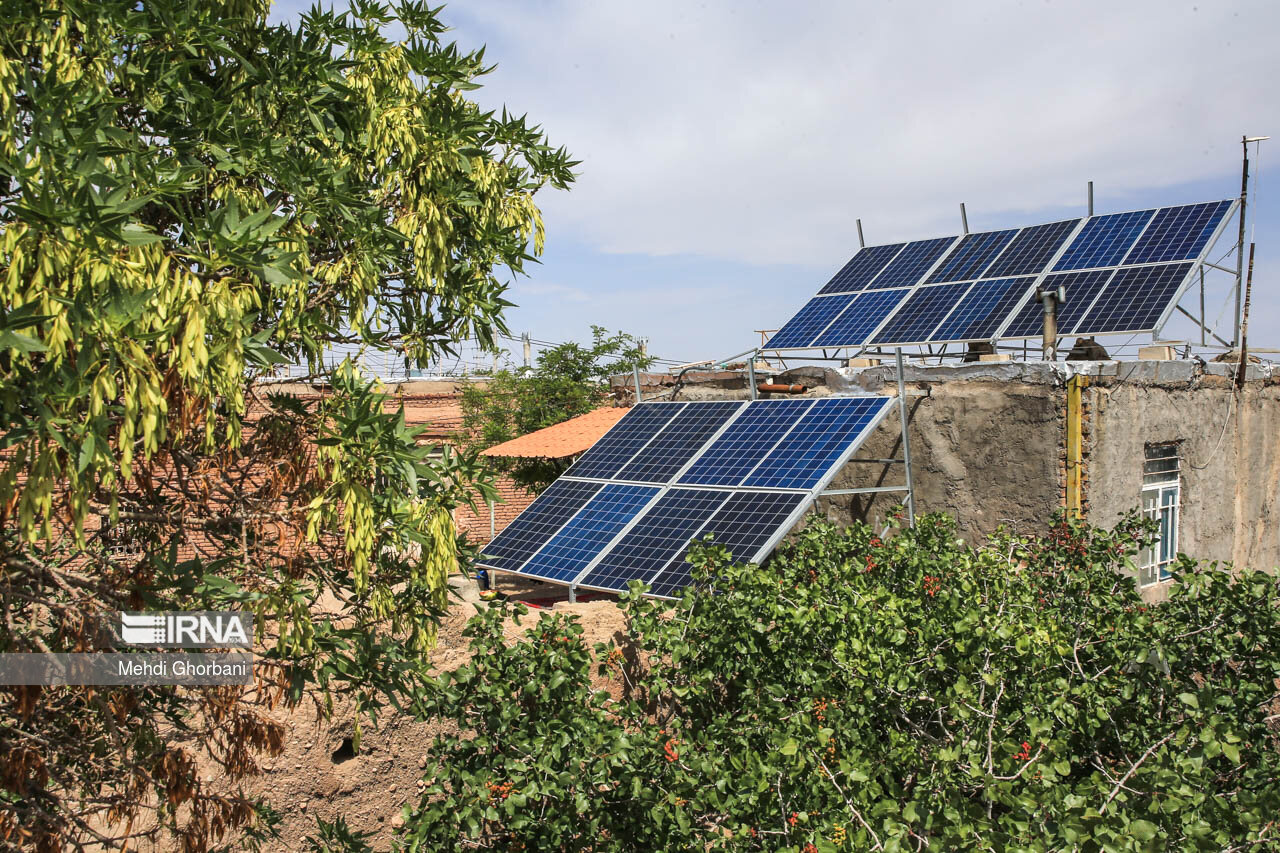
left=856, top=219, right=866, bottom=248
left=757, top=383, right=805, bottom=394
left=894, top=348, right=916, bottom=526
left=1087, top=181, right=1094, bottom=216
left=1041, top=290, right=1058, bottom=361
left=632, top=364, right=643, bottom=403
left=820, top=485, right=911, bottom=496
left=1235, top=135, right=1249, bottom=348
left=1199, top=268, right=1206, bottom=346
left=959, top=202, right=969, bottom=235
left=489, top=499, right=495, bottom=540
left=747, top=351, right=758, bottom=400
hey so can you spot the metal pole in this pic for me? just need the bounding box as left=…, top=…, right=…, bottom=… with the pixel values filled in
left=1087, top=181, right=1094, bottom=216
left=1235, top=135, right=1249, bottom=348
left=1041, top=290, right=1058, bottom=361
left=959, top=203, right=969, bottom=235
left=1199, top=268, right=1206, bottom=347
left=894, top=348, right=916, bottom=527
left=632, top=364, right=643, bottom=403
left=489, top=499, right=495, bottom=540
left=856, top=218, right=866, bottom=248
left=747, top=350, right=758, bottom=400
left=521, top=332, right=531, bottom=368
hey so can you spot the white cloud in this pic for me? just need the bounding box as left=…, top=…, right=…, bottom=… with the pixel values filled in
left=442, top=0, right=1278, bottom=267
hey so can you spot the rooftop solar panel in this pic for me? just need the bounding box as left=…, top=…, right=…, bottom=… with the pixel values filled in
left=817, top=243, right=905, bottom=295
left=1123, top=201, right=1233, bottom=265
left=519, top=484, right=659, bottom=582
left=1073, top=262, right=1194, bottom=335
left=810, top=287, right=910, bottom=347
left=1053, top=209, right=1155, bottom=270
left=870, top=282, right=972, bottom=346
left=678, top=399, right=813, bottom=486
left=926, top=229, right=1019, bottom=283
left=984, top=219, right=1080, bottom=277
left=766, top=294, right=856, bottom=350
left=646, top=491, right=808, bottom=598
left=563, top=402, right=683, bottom=479
left=864, top=237, right=957, bottom=289
left=616, top=402, right=743, bottom=483
left=1001, top=269, right=1116, bottom=339
left=745, top=397, right=892, bottom=489
left=574, top=488, right=730, bottom=593
left=929, top=276, right=1034, bottom=342
left=479, top=479, right=603, bottom=572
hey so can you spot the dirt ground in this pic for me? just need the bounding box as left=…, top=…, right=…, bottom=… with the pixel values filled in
left=227, top=574, right=630, bottom=851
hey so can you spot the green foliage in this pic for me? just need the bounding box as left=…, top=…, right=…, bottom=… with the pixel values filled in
left=455, top=326, right=652, bottom=491
left=406, top=513, right=1280, bottom=851
left=0, top=0, right=571, bottom=848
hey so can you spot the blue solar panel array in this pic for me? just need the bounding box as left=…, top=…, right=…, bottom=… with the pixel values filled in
left=478, top=397, right=894, bottom=598
left=765, top=200, right=1236, bottom=350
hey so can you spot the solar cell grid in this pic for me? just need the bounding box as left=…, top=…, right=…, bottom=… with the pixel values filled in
left=646, top=491, right=808, bottom=598
left=616, top=402, right=743, bottom=483
left=865, top=237, right=957, bottom=289
left=1000, top=269, right=1115, bottom=339
left=817, top=244, right=904, bottom=295
left=564, top=402, right=683, bottom=479
left=1053, top=209, right=1155, bottom=270
left=926, top=229, right=1018, bottom=283
left=929, top=276, right=1033, bottom=342
left=575, top=489, right=730, bottom=592
left=983, top=219, right=1080, bottom=278
left=811, top=287, right=909, bottom=347
left=1123, top=201, right=1233, bottom=265
left=1073, top=263, right=1194, bottom=335
left=479, top=479, right=603, bottom=572
left=766, top=294, right=855, bottom=350
left=745, top=397, right=890, bottom=489
left=871, top=282, right=971, bottom=345
left=678, top=399, right=813, bottom=486
left=520, top=484, right=658, bottom=582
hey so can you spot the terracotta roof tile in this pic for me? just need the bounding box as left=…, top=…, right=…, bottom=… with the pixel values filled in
left=481, top=407, right=630, bottom=459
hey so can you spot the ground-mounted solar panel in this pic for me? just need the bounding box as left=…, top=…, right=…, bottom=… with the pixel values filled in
left=645, top=491, right=809, bottom=598
left=678, top=399, right=813, bottom=486
left=615, top=401, right=743, bottom=483
left=563, top=402, right=683, bottom=479
left=574, top=488, right=731, bottom=593
left=870, top=281, right=972, bottom=346
left=1053, top=210, right=1155, bottom=270
left=1000, top=269, right=1116, bottom=339
left=811, top=287, right=910, bottom=347
left=745, top=397, right=892, bottom=489
left=765, top=294, right=856, bottom=350
left=865, top=237, right=958, bottom=289
left=478, top=479, right=604, bottom=572
left=929, top=276, right=1034, bottom=342
left=817, top=243, right=904, bottom=295
left=1122, top=201, right=1234, bottom=265
left=926, top=229, right=1019, bottom=283
left=1072, top=262, right=1195, bottom=335
left=519, top=484, right=659, bottom=582
left=984, top=219, right=1081, bottom=277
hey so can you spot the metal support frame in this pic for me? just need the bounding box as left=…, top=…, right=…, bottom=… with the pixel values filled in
left=747, top=349, right=758, bottom=400
left=895, top=348, right=916, bottom=526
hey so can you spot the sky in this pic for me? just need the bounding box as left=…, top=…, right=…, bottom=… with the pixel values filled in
left=273, top=0, right=1280, bottom=367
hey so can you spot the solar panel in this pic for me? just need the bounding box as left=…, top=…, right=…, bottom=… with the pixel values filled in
left=926, top=229, right=1019, bottom=283
left=745, top=397, right=892, bottom=489
left=929, top=276, right=1034, bottom=342
left=870, top=282, right=972, bottom=346
left=1001, top=269, right=1116, bottom=339
left=574, top=488, right=730, bottom=592
left=811, top=287, right=910, bottom=347
left=765, top=294, right=856, bottom=350
left=817, top=244, right=904, bottom=294
left=478, top=479, right=603, bottom=572
left=984, top=219, right=1080, bottom=277
left=1053, top=210, right=1154, bottom=270
left=865, top=238, right=957, bottom=289
left=564, top=402, right=683, bottom=479
left=646, top=491, right=808, bottom=598
left=519, top=484, right=659, bottom=582
left=679, top=399, right=813, bottom=486
left=1072, top=263, right=1194, bottom=335
left=615, top=401, right=743, bottom=483
left=1123, top=201, right=1233, bottom=265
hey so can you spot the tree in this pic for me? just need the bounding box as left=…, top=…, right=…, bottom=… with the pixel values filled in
left=0, top=0, right=573, bottom=849
left=406, top=513, right=1280, bottom=851
left=454, top=327, right=652, bottom=491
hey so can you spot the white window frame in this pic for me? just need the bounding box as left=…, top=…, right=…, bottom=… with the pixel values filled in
left=1138, top=442, right=1180, bottom=587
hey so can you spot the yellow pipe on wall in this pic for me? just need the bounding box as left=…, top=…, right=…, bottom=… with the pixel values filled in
left=1065, top=374, right=1088, bottom=518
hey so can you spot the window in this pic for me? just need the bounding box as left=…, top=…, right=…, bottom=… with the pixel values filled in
left=1138, top=442, right=1180, bottom=586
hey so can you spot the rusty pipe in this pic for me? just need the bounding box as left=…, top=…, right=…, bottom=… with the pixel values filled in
left=757, top=383, right=805, bottom=394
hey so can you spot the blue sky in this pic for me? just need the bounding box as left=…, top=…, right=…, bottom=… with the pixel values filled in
left=272, top=0, right=1279, bottom=366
